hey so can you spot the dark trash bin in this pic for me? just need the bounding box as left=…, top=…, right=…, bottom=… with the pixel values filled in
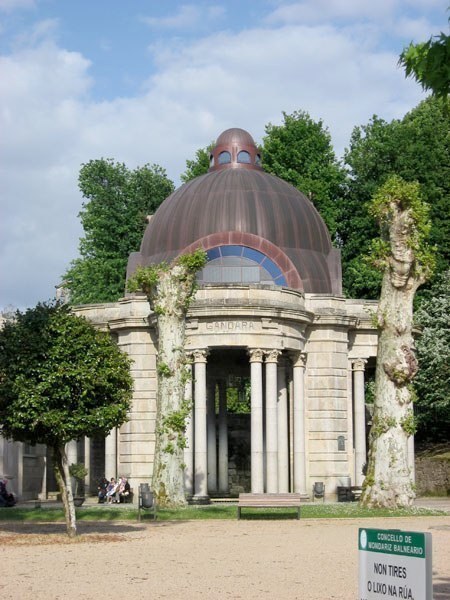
left=138, top=484, right=157, bottom=521
left=141, top=491, right=153, bottom=509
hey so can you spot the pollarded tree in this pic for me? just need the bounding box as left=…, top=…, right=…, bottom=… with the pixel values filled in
left=64, top=159, right=174, bottom=304
left=128, top=249, right=207, bottom=507
left=262, top=110, right=346, bottom=243
left=360, top=176, right=434, bottom=508
left=0, top=303, right=133, bottom=536
left=342, top=97, right=450, bottom=298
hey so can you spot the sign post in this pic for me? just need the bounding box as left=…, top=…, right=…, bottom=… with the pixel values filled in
left=359, top=528, right=432, bottom=600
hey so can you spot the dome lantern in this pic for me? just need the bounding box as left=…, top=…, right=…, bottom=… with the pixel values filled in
left=209, top=128, right=263, bottom=172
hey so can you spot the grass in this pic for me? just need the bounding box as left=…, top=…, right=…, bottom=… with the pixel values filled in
left=0, top=503, right=446, bottom=523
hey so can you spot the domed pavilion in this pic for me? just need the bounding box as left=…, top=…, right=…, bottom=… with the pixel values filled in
left=6, top=128, right=411, bottom=503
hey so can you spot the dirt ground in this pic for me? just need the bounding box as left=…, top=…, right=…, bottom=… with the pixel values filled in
left=1, top=516, right=449, bottom=600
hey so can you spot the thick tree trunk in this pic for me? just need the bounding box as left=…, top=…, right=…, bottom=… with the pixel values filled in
left=53, top=444, right=77, bottom=537
left=361, top=198, right=425, bottom=508
left=151, top=265, right=192, bottom=507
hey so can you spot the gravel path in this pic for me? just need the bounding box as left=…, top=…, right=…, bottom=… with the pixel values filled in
left=1, top=516, right=449, bottom=599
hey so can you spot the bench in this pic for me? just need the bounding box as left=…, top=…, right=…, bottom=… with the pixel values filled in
left=237, top=493, right=302, bottom=520
left=337, top=486, right=362, bottom=502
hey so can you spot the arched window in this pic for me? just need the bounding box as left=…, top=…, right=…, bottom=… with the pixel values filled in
left=218, top=151, right=231, bottom=165
left=237, top=150, right=251, bottom=164
left=209, top=154, right=214, bottom=168
left=255, top=153, right=262, bottom=166
left=197, top=245, right=287, bottom=286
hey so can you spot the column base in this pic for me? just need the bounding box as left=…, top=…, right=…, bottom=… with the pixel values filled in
left=190, top=495, right=210, bottom=505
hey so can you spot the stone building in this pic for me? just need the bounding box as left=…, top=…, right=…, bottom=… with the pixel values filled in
left=3, top=128, right=410, bottom=501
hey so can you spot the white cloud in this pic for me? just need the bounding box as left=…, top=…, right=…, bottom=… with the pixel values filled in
left=0, top=16, right=426, bottom=309
left=0, top=0, right=34, bottom=12
left=142, top=4, right=225, bottom=31
left=266, top=0, right=397, bottom=25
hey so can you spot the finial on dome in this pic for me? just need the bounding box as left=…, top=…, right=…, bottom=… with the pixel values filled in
left=209, top=128, right=263, bottom=172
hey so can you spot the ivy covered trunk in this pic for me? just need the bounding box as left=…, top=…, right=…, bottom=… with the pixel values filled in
left=53, top=445, right=77, bottom=537
left=128, top=250, right=207, bottom=507
left=361, top=176, right=433, bottom=508
left=151, top=264, right=191, bottom=507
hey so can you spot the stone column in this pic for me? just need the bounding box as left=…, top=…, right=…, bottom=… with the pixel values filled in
left=66, top=440, right=78, bottom=466
left=292, top=351, right=307, bottom=494
left=84, top=437, right=91, bottom=494
left=193, top=349, right=209, bottom=501
left=265, top=349, right=281, bottom=493
left=207, top=380, right=217, bottom=494
left=105, top=428, right=117, bottom=480
left=353, top=359, right=367, bottom=486
left=277, top=358, right=289, bottom=493
left=408, top=433, right=415, bottom=484
left=183, top=357, right=194, bottom=497
left=218, top=379, right=229, bottom=495
left=249, top=349, right=264, bottom=493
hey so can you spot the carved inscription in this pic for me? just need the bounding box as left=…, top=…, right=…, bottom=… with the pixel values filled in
left=206, top=320, right=255, bottom=332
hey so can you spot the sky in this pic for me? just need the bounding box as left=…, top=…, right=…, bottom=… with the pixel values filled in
left=1, top=0, right=447, bottom=310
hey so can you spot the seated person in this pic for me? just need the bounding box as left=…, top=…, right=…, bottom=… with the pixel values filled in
left=115, top=477, right=131, bottom=503
left=97, top=476, right=108, bottom=503
left=105, top=477, right=119, bottom=504
left=0, top=479, right=16, bottom=507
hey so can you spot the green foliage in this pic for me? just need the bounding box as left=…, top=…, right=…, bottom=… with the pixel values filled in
left=69, top=463, right=88, bottom=481
left=370, top=415, right=397, bottom=439
left=176, top=248, right=208, bottom=272
left=157, top=362, right=172, bottom=378
left=64, top=159, right=174, bottom=304
left=414, top=271, right=450, bottom=441
left=180, top=145, right=214, bottom=183
left=161, top=398, right=192, bottom=453
left=399, top=28, right=450, bottom=99
left=127, top=250, right=207, bottom=312
left=400, top=411, right=417, bottom=436
left=343, top=97, right=450, bottom=297
left=364, top=378, right=376, bottom=405
left=262, top=110, right=346, bottom=242
left=0, top=503, right=444, bottom=523
left=368, top=175, right=435, bottom=280
left=0, top=303, right=133, bottom=447
left=226, top=381, right=251, bottom=414
left=127, top=264, right=163, bottom=296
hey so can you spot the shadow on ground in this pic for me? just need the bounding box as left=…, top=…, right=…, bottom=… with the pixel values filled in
left=0, top=519, right=181, bottom=536
left=433, top=575, right=450, bottom=599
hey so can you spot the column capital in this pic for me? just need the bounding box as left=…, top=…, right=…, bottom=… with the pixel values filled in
left=265, top=349, right=281, bottom=363
left=192, top=349, right=209, bottom=363
left=290, top=351, right=307, bottom=369
left=352, top=358, right=367, bottom=371
left=248, top=348, right=264, bottom=363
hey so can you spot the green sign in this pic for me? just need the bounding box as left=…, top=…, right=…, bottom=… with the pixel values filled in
left=359, top=528, right=432, bottom=600
left=359, top=528, right=426, bottom=557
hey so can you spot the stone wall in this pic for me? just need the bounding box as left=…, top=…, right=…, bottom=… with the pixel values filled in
left=415, top=450, right=450, bottom=496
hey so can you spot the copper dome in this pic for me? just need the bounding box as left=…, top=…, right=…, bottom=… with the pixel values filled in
left=127, top=129, right=342, bottom=294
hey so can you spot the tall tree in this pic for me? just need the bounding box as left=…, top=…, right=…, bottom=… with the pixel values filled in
left=414, top=270, right=450, bottom=441
left=343, top=97, right=450, bottom=298
left=0, top=303, right=133, bottom=536
left=360, top=176, right=434, bottom=508
left=399, top=26, right=450, bottom=99
left=181, top=145, right=213, bottom=183
left=262, top=110, right=346, bottom=242
left=64, top=159, right=174, bottom=304
left=128, top=249, right=207, bottom=507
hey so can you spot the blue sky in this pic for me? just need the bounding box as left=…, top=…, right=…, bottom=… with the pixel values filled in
left=1, top=0, right=448, bottom=309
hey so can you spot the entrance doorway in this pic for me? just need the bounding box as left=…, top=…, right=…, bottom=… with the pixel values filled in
left=207, top=348, right=251, bottom=496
